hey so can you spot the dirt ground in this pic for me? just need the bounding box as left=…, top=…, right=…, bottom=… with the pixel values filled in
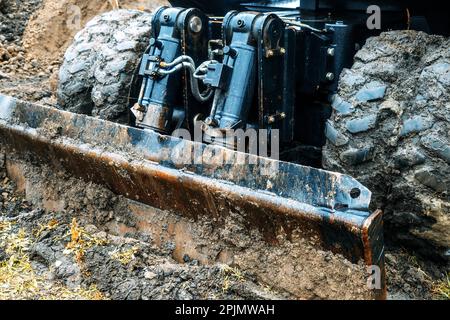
left=1, top=156, right=380, bottom=300
left=0, top=156, right=448, bottom=300
left=0, top=0, right=449, bottom=300
left=0, top=0, right=168, bottom=105
left=23, top=0, right=168, bottom=65
left=0, top=162, right=292, bottom=300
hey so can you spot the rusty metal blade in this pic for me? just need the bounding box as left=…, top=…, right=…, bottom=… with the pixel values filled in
left=0, top=94, right=386, bottom=298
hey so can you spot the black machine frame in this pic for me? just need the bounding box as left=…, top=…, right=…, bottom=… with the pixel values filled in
left=129, top=0, right=448, bottom=167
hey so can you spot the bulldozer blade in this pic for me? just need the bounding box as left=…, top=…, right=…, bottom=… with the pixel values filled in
left=0, top=94, right=385, bottom=299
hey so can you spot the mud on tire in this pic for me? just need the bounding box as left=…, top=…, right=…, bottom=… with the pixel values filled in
left=323, top=31, right=450, bottom=261
left=57, top=9, right=152, bottom=122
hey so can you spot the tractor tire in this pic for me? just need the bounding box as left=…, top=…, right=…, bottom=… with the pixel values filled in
left=323, top=31, right=450, bottom=262
left=57, top=9, right=152, bottom=122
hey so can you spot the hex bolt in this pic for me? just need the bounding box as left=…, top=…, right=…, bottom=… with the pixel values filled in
left=205, top=117, right=219, bottom=127
left=326, top=72, right=335, bottom=81
left=267, top=116, right=276, bottom=124
left=267, top=112, right=286, bottom=124
left=327, top=47, right=335, bottom=57
left=150, top=38, right=163, bottom=49
left=223, top=46, right=238, bottom=58
left=237, top=20, right=245, bottom=28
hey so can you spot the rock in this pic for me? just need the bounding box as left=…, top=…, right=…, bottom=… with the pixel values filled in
left=144, top=271, right=157, bottom=280
left=0, top=247, right=6, bottom=261
left=0, top=71, right=10, bottom=79
left=176, top=289, right=193, bottom=300
left=6, top=45, right=16, bottom=54
left=0, top=46, right=11, bottom=61
left=31, top=59, right=39, bottom=68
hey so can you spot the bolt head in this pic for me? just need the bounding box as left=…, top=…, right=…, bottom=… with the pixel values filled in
left=326, top=72, right=335, bottom=81
left=224, top=46, right=237, bottom=58
left=189, top=16, right=203, bottom=33
left=205, top=117, right=218, bottom=127
left=327, top=47, right=335, bottom=57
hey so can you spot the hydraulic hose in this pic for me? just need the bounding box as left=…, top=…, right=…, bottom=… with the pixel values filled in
left=159, top=61, right=213, bottom=103
left=160, top=55, right=195, bottom=69
left=282, top=19, right=324, bottom=33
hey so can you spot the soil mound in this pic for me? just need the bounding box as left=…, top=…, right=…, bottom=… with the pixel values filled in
left=22, top=0, right=168, bottom=65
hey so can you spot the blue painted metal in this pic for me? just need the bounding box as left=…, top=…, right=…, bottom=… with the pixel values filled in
left=205, top=12, right=262, bottom=130
left=135, top=7, right=210, bottom=134
left=137, top=7, right=184, bottom=133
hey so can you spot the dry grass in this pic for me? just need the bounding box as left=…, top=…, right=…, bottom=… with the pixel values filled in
left=432, top=273, right=450, bottom=300
left=109, top=246, right=138, bottom=265
left=65, top=218, right=108, bottom=264
left=220, top=265, right=245, bottom=293
left=33, top=219, right=59, bottom=239
left=0, top=219, right=106, bottom=300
